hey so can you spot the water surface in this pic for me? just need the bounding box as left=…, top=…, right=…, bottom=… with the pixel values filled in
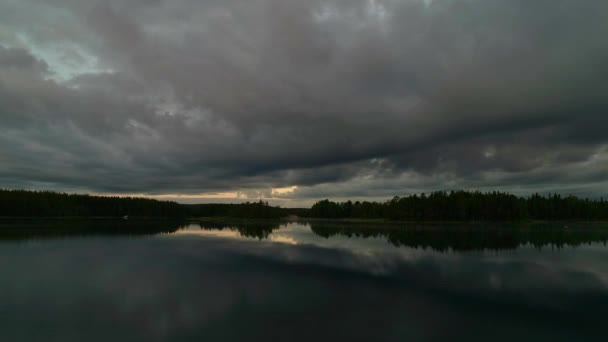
left=1, top=219, right=608, bottom=341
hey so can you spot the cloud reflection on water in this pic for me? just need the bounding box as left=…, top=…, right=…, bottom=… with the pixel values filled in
left=1, top=222, right=608, bottom=341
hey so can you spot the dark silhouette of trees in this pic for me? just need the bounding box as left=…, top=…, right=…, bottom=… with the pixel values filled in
left=2, top=189, right=606, bottom=221
left=185, top=200, right=300, bottom=219
left=308, top=191, right=608, bottom=221
left=0, top=190, right=185, bottom=218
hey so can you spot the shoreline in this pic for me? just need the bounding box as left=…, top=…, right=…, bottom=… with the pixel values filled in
left=1, top=216, right=608, bottom=224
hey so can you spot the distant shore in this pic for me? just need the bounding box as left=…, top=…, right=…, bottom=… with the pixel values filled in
left=2, top=189, right=607, bottom=222
left=2, top=216, right=608, bottom=225
left=190, top=216, right=608, bottom=227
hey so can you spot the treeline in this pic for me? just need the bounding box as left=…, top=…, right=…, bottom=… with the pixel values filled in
left=4, top=189, right=607, bottom=221
left=308, top=191, right=608, bottom=221
left=185, top=201, right=304, bottom=219
left=0, top=190, right=304, bottom=219
left=0, top=190, right=184, bottom=218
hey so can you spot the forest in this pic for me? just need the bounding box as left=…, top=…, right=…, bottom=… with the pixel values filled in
left=0, top=190, right=298, bottom=219
left=1, top=189, right=607, bottom=221
left=0, top=190, right=185, bottom=218
left=307, top=191, right=608, bottom=221
left=185, top=201, right=287, bottom=219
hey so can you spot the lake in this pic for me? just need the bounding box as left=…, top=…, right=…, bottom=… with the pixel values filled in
left=2, top=219, right=608, bottom=341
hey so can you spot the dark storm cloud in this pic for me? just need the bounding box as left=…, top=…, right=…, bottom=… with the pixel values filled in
left=0, top=0, right=607, bottom=201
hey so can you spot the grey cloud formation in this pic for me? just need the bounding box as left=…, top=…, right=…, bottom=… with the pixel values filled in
left=0, top=0, right=607, bottom=205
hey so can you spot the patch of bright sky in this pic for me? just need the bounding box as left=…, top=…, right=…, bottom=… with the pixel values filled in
left=271, top=186, right=298, bottom=196
left=92, top=187, right=311, bottom=207
left=16, top=33, right=113, bottom=82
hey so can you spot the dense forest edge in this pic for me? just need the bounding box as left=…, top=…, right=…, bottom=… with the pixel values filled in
left=0, top=190, right=184, bottom=218
left=307, top=191, right=608, bottom=221
left=1, top=189, right=607, bottom=221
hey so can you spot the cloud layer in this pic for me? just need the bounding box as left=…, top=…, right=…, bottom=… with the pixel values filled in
left=0, top=0, right=607, bottom=205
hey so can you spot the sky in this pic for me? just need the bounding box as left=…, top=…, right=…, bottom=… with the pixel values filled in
left=0, top=0, right=607, bottom=207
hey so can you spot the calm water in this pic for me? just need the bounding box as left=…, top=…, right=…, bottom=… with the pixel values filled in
left=2, top=219, right=608, bottom=341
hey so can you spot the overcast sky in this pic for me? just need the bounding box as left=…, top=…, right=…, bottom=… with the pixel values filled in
left=0, top=0, right=607, bottom=206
